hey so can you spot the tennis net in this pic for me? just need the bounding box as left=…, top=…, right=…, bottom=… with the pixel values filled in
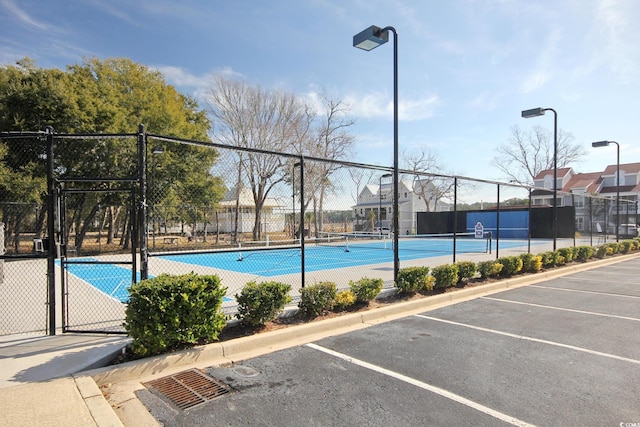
left=313, top=231, right=491, bottom=254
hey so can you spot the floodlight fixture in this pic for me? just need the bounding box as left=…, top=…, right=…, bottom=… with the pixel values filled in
left=521, top=108, right=545, bottom=118
left=353, top=25, right=389, bottom=51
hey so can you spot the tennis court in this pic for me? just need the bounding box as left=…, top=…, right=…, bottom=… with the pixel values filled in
left=59, top=234, right=538, bottom=303
left=159, top=233, right=533, bottom=277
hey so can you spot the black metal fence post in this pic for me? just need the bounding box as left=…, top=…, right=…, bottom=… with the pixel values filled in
left=45, top=126, right=56, bottom=335
left=138, top=124, right=148, bottom=280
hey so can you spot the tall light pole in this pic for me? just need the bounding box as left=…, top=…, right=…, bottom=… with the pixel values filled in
left=592, top=140, right=620, bottom=241
left=379, top=173, right=392, bottom=230
left=354, top=24, right=399, bottom=283
left=522, top=107, right=558, bottom=250
left=151, top=145, right=164, bottom=249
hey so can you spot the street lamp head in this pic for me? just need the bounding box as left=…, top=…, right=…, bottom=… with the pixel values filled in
left=381, top=173, right=393, bottom=178
left=152, top=146, right=165, bottom=155
left=521, top=108, right=546, bottom=118
left=353, top=25, right=388, bottom=51
left=591, top=140, right=612, bottom=148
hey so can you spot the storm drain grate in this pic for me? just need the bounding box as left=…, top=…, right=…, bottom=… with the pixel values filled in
left=143, top=368, right=232, bottom=410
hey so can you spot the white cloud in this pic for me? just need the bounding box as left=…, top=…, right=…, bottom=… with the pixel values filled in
left=346, top=91, right=440, bottom=122
left=588, top=0, right=639, bottom=79
left=519, top=27, right=561, bottom=94
left=1, top=0, right=48, bottom=31
left=154, top=65, right=245, bottom=93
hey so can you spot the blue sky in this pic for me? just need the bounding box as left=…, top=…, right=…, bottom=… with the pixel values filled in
left=1, top=0, right=639, bottom=183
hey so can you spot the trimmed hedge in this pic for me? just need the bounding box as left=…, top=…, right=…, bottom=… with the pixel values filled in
left=125, top=273, right=227, bottom=358
left=334, top=290, right=357, bottom=311
left=497, top=256, right=523, bottom=277
left=455, top=261, right=477, bottom=283
left=298, top=282, right=337, bottom=318
left=350, top=277, right=384, bottom=302
left=478, top=261, right=503, bottom=279
left=431, top=264, right=459, bottom=289
left=396, top=266, right=431, bottom=293
left=236, top=281, right=292, bottom=326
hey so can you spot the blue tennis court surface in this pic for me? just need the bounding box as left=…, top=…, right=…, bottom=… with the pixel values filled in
left=161, top=238, right=535, bottom=277
left=59, top=238, right=537, bottom=299
left=59, top=259, right=233, bottom=303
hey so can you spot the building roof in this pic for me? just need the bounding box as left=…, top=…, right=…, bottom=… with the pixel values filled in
left=533, top=167, right=573, bottom=180
left=602, top=162, right=640, bottom=175
left=561, top=172, right=602, bottom=193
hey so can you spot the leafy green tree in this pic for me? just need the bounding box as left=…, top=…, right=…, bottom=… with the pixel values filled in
left=0, top=57, right=221, bottom=252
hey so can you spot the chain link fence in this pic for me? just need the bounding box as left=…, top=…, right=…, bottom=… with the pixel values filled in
left=1, top=129, right=638, bottom=334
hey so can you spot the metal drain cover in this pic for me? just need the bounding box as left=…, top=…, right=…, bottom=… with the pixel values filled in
left=143, top=368, right=232, bottom=410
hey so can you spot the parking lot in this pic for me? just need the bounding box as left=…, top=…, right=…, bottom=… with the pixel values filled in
left=138, top=257, right=640, bottom=426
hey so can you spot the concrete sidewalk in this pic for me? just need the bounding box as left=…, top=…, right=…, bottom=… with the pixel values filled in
left=0, top=253, right=637, bottom=427
left=0, top=333, right=130, bottom=427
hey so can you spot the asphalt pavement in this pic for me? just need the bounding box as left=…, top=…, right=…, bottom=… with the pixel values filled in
left=0, top=253, right=638, bottom=426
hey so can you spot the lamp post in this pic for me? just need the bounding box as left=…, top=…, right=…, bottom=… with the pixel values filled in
left=379, top=173, right=393, bottom=231
left=522, top=107, right=558, bottom=250
left=592, top=140, right=620, bottom=241
left=151, top=146, right=164, bottom=249
left=354, top=25, right=399, bottom=283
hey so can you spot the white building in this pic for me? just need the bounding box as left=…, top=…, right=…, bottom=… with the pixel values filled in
left=531, top=163, right=640, bottom=233
left=352, top=178, right=450, bottom=235
left=212, top=186, right=286, bottom=234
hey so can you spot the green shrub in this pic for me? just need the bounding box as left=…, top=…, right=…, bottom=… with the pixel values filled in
left=350, top=277, right=384, bottom=302
left=497, top=256, right=523, bottom=277
left=575, top=246, right=595, bottom=262
left=455, top=261, right=477, bottom=283
left=478, top=261, right=503, bottom=279
left=557, top=247, right=575, bottom=263
left=619, top=240, right=633, bottom=254
left=298, top=282, right=336, bottom=318
left=594, top=245, right=608, bottom=259
left=396, top=266, right=431, bottom=293
left=519, top=253, right=543, bottom=273
left=236, top=281, right=292, bottom=326
left=530, top=255, right=543, bottom=272
left=125, top=273, right=227, bottom=358
left=519, top=253, right=534, bottom=272
left=334, top=290, right=356, bottom=311
left=540, top=251, right=560, bottom=267
left=607, top=242, right=620, bottom=255
left=431, top=264, right=459, bottom=289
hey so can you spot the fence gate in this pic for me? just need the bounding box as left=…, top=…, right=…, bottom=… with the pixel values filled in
left=59, top=184, right=138, bottom=333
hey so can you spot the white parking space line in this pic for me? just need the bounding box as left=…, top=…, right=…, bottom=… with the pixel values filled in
left=530, top=285, right=640, bottom=299
left=414, top=315, right=640, bottom=366
left=562, top=275, right=636, bottom=283
left=306, top=343, right=536, bottom=427
left=481, top=296, right=640, bottom=322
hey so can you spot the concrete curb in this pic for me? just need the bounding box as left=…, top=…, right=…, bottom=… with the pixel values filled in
left=85, top=252, right=639, bottom=426
left=89, top=252, right=639, bottom=386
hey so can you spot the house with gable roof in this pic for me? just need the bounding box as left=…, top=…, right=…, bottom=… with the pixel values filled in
left=352, top=178, right=449, bottom=234
left=213, top=185, right=285, bottom=234
left=531, top=163, right=640, bottom=234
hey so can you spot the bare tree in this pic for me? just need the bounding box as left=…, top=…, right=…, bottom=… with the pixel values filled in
left=403, top=147, right=454, bottom=211
left=206, top=74, right=313, bottom=240
left=492, top=125, right=585, bottom=185
left=307, top=95, right=355, bottom=234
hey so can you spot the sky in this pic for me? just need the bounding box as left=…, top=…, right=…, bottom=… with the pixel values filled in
left=1, top=0, right=639, bottom=185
